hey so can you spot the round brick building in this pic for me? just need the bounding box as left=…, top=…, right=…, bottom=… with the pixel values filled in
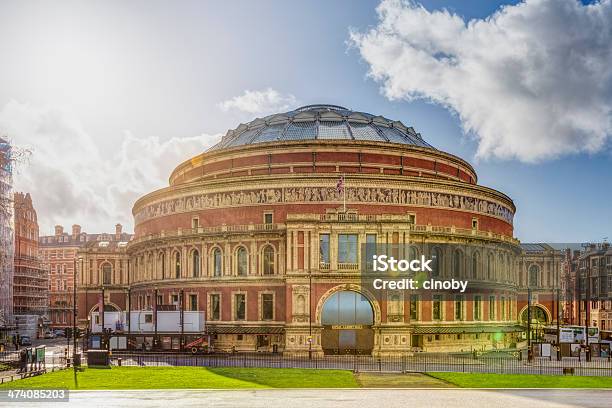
left=79, top=104, right=522, bottom=355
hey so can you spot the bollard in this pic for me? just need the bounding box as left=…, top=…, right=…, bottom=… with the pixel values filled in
left=118, top=358, right=122, bottom=366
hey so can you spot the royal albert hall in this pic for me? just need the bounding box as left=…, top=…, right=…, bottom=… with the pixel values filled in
left=78, top=104, right=524, bottom=355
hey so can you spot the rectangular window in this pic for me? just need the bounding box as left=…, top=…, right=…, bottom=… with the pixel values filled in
left=191, top=217, right=199, bottom=229
left=365, top=234, right=376, bottom=270
left=156, top=295, right=163, bottom=306
left=432, top=295, right=442, bottom=320
left=501, top=296, right=506, bottom=320
left=338, top=234, right=358, bottom=264
left=489, top=295, right=495, bottom=320
left=410, top=294, right=419, bottom=320
left=455, top=295, right=464, bottom=321
left=189, top=294, right=198, bottom=311
left=235, top=294, right=246, bottom=320
left=474, top=295, right=482, bottom=321
left=262, top=294, right=274, bottom=320
left=319, top=234, right=330, bottom=265
left=210, top=294, right=220, bottom=321
left=171, top=294, right=179, bottom=305
left=264, top=213, right=273, bottom=224
left=144, top=314, right=153, bottom=324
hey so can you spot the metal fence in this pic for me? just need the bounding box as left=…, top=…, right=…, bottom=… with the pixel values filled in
left=0, top=351, right=68, bottom=385
left=106, top=351, right=612, bottom=376
left=0, top=351, right=20, bottom=362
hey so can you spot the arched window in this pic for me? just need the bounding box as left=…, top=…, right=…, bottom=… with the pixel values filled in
left=147, top=254, right=153, bottom=280
left=431, top=247, right=442, bottom=277
left=409, top=247, right=418, bottom=262
left=159, top=252, right=166, bottom=279
left=529, top=264, right=539, bottom=287
left=191, top=249, right=200, bottom=277
left=499, top=254, right=505, bottom=281
left=507, top=255, right=512, bottom=282
left=487, top=253, right=495, bottom=280
left=453, top=249, right=463, bottom=277
left=174, top=251, right=181, bottom=279
left=102, top=264, right=112, bottom=285
left=263, top=245, right=275, bottom=275
left=237, top=247, right=248, bottom=276
left=213, top=248, right=222, bottom=277
left=472, top=251, right=479, bottom=279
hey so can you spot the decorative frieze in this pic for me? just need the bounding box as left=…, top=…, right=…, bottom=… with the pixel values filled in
left=135, top=186, right=514, bottom=225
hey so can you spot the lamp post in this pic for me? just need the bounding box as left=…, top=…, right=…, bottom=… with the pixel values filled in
left=308, top=269, right=312, bottom=360
left=72, top=256, right=82, bottom=388
left=527, top=287, right=532, bottom=362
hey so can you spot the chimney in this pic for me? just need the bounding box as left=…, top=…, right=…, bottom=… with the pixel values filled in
left=54, top=225, right=64, bottom=236
left=72, top=224, right=81, bottom=238
left=115, top=223, right=122, bottom=240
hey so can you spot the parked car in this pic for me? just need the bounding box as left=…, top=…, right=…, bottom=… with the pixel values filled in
left=53, top=329, right=65, bottom=337
left=43, top=331, right=55, bottom=339
left=20, top=336, right=32, bottom=346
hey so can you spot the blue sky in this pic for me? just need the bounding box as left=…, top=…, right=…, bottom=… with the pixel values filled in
left=0, top=0, right=610, bottom=242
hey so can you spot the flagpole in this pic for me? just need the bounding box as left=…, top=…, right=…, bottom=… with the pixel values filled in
left=343, top=173, right=346, bottom=213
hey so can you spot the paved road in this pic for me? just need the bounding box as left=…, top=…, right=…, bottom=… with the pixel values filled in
left=10, top=389, right=612, bottom=408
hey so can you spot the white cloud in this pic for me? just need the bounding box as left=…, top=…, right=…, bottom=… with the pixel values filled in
left=350, top=0, right=612, bottom=162
left=0, top=101, right=220, bottom=234
left=218, top=88, right=298, bottom=115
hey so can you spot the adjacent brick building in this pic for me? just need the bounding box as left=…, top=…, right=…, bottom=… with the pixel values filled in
left=575, top=243, right=612, bottom=330
left=13, top=192, right=49, bottom=337
left=39, top=223, right=131, bottom=329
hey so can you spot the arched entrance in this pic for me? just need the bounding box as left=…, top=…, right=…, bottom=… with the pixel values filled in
left=321, top=290, right=374, bottom=355
left=520, top=305, right=549, bottom=342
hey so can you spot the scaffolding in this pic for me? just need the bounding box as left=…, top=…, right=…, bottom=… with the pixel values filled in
left=0, top=137, right=14, bottom=328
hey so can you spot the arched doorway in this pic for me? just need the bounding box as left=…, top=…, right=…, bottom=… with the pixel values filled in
left=520, top=305, right=549, bottom=342
left=321, top=290, right=374, bottom=355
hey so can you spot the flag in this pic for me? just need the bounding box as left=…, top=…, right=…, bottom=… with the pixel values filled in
left=336, top=175, right=344, bottom=194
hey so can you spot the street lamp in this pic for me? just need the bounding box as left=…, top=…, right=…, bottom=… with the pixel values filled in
left=72, top=256, right=82, bottom=388
left=308, top=269, right=312, bottom=360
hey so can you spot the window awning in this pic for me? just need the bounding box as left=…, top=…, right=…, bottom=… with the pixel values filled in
left=411, top=325, right=524, bottom=335
left=206, top=325, right=285, bottom=335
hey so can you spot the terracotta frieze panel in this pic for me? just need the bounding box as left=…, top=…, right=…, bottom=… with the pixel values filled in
left=135, top=186, right=514, bottom=225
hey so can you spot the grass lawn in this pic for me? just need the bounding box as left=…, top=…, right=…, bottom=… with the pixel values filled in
left=0, top=367, right=358, bottom=390
left=427, top=372, right=612, bottom=388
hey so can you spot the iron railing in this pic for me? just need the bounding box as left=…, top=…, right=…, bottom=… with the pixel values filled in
left=104, top=351, right=612, bottom=376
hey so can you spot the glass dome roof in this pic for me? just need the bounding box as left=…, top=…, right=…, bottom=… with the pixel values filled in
left=208, top=104, right=433, bottom=151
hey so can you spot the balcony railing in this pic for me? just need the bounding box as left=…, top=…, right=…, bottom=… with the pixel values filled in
left=337, top=262, right=359, bottom=271
left=287, top=214, right=518, bottom=245
left=131, top=216, right=518, bottom=249
left=131, top=223, right=286, bottom=246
